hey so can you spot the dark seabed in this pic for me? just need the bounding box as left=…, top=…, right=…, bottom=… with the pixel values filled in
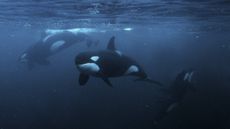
left=0, top=0, right=230, bottom=129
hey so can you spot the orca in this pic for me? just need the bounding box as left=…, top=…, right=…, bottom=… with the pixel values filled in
left=19, top=31, right=99, bottom=70
left=75, top=36, right=162, bottom=87
left=153, top=69, right=196, bottom=125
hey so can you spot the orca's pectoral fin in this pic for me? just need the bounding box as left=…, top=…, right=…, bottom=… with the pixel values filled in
left=134, top=78, right=163, bottom=86
left=79, top=73, right=90, bottom=86
left=102, top=77, right=113, bottom=87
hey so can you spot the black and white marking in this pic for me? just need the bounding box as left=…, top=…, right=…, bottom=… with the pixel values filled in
left=75, top=36, right=161, bottom=87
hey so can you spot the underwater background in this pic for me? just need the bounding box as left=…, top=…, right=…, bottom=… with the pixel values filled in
left=0, top=0, right=230, bottom=129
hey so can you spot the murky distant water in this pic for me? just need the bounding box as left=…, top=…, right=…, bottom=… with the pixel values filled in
left=0, top=0, right=230, bottom=129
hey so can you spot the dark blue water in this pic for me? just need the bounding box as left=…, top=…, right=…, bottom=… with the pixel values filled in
left=0, top=0, right=230, bottom=129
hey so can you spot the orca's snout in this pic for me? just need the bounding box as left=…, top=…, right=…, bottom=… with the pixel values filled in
left=75, top=52, right=91, bottom=65
left=75, top=55, right=84, bottom=65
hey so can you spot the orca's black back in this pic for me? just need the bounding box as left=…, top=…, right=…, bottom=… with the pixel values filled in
left=96, top=50, right=142, bottom=78
left=43, top=32, right=86, bottom=55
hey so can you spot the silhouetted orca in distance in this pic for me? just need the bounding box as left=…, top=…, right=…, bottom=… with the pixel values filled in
left=75, top=36, right=162, bottom=87
left=153, top=69, right=196, bottom=125
left=19, top=31, right=98, bottom=70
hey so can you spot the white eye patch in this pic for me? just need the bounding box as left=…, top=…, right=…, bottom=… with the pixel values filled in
left=125, top=65, right=139, bottom=75
left=50, top=40, right=65, bottom=52
left=78, top=63, right=100, bottom=73
left=90, top=56, right=99, bottom=62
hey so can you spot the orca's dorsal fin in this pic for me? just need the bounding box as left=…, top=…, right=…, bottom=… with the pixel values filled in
left=107, top=36, right=116, bottom=51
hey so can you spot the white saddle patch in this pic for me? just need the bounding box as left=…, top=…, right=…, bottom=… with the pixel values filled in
left=78, top=63, right=100, bottom=73
left=50, top=40, right=66, bottom=52
left=43, top=34, right=55, bottom=42
left=115, top=50, right=122, bottom=56
left=90, top=56, right=99, bottom=62
left=125, top=65, right=139, bottom=75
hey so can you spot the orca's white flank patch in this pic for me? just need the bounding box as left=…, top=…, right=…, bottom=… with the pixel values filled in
left=90, top=56, right=99, bottom=62
left=115, top=50, right=122, bottom=56
left=125, top=65, right=139, bottom=75
left=50, top=40, right=66, bottom=52
left=78, top=63, right=100, bottom=73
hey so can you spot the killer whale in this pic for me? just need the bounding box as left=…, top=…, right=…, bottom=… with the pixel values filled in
left=153, top=69, right=196, bottom=125
left=19, top=30, right=99, bottom=70
left=75, top=36, right=162, bottom=87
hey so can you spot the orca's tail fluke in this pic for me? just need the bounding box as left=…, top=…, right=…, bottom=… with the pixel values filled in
left=134, top=78, right=163, bottom=86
